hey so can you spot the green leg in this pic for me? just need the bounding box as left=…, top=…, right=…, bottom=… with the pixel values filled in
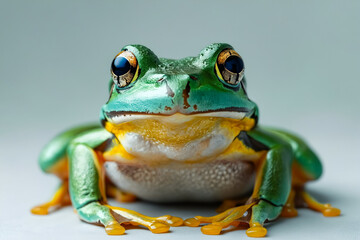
left=68, top=143, right=124, bottom=234
left=184, top=127, right=293, bottom=237
left=236, top=127, right=294, bottom=237
left=185, top=126, right=338, bottom=237
left=68, top=131, right=183, bottom=235
left=31, top=125, right=100, bottom=215
left=262, top=127, right=322, bottom=181
left=263, top=128, right=340, bottom=218
left=246, top=138, right=293, bottom=237
left=38, top=124, right=100, bottom=174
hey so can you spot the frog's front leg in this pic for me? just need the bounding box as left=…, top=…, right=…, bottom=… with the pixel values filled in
left=69, top=131, right=182, bottom=235
left=245, top=128, right=294, bottom=237
left=185, top=128, right=292, bottom=237
left=266, top=128, right=340, bottom=218
left=31, top=125, right=100, bottom=215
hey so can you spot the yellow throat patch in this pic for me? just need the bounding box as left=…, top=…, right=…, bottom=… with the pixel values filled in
left=104, top=115, right=255, bottom=147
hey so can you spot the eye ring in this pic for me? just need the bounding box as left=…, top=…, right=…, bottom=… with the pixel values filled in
left=111, top=50, right=139, bottom=88
left=215, top=49, right=244, bottom=86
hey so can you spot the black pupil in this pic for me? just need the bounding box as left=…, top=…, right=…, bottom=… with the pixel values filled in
left=112, top=56, right=130, bottom=76
left=224, top=56, right=244, bottom=73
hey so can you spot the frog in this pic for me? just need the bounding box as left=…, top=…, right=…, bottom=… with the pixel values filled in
left=31, top=43, right=340, bottom=237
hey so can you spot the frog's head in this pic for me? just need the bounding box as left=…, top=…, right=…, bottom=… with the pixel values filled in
left=101, top=43, right=258, bottom=123
left=100, top=43, right=259, bottom=152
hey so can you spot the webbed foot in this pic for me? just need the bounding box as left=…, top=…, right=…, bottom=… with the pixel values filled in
left=106, top=204, right=183, bottom=233
left=31, top=181, right=70, bottom=215
left=184, top=202, right=255, bottom=235
left=77, top=202, right=183, bottom=235
left=280, top=188, right=340, bottom=218
left=300, top=191, right=340, bottom=217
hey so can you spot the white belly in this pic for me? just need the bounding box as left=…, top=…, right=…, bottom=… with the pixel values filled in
left=120, top=130, right=233, bottom=162
left=104, top=159, right=255, bottom=202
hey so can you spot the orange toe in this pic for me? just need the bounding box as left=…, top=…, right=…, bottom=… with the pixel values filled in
left=323, top=205, right=341, bottom=217
left=246, top=223, right=267, bottom=238
left=149, top=222, right=170, bottom=234
left=281, top=207, right=298, bottom=218
left=184, top=218, right=200, bottom=227
left=201, top=224, right=222, bottom=235
left=31, top=206, right=49, bottom=215
left=105, top=221, right=125, bottom=235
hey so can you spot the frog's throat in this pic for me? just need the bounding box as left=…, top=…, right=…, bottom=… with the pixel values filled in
left=104, top=115, right=255, bottom=142
left=104, top=116, right=255, bottom=162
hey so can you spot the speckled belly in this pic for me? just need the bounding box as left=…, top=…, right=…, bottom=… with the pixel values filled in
left=104, top=159, right=255, bottom=202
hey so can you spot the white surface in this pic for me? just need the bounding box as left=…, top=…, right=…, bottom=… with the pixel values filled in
left=1, top=0, right=360, bottom=239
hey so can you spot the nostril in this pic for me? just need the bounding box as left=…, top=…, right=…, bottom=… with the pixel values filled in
left=157, top=78, right=164, bottom=82
left=189, top=75, right=198, bottom=80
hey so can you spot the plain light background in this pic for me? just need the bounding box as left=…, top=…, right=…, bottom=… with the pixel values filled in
left=1, top=0, right=359, bottom=239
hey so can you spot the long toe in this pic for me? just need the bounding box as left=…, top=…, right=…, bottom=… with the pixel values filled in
left=149, top=222, right=170, bottom=233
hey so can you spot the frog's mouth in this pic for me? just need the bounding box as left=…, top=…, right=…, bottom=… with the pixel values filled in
left=105, top=107, right=251, bottom=125
left=103, top=108, right=255, bottom=162
left=103, top=108, right=255, bottom=147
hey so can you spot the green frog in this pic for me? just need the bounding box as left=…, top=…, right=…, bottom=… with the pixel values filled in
left=31, top=43, right=340, bottom=237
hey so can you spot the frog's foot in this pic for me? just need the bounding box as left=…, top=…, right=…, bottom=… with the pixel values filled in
left=299, top=190, right=340, bottom=217
left=77, top=202, right=183, bottom=235
left=281, top=189, right=298, bottom=218
left=107, top=204, right=183, bottom=233
left=106, top=184, right=137, bottom=203
left=31, top=181, right=70, bottom=215
left=184, top=202, right=255, bottom=235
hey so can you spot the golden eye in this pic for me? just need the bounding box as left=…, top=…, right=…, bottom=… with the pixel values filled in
left=111, top=50, right=139, bottom=88
left=215, top=49, right=244, bottom=86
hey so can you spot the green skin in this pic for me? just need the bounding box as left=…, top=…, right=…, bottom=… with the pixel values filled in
left=39, top=43, right=322, bottom=229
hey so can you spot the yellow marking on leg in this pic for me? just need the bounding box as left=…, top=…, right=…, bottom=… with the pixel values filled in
left=184, top=203, right=255, bottom=235
left=31, top=181, right=70, bottom=215
left=300, top=191, right=340, bottom=217
left=48, top=157, right=68, bottom=179
left=94, top=151, right=107, bottom=203
left=281, top=189, right=298, bottom=217
left=105, top=205, right=183, bottom=233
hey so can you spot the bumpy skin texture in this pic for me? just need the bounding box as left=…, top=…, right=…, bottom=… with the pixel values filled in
left=32, top=43, right=339, bottom=237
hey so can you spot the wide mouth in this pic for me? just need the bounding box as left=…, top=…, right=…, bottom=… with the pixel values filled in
left=105, top=108, right=251, bottom=125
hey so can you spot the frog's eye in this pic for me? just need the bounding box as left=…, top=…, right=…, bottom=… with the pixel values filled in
left=215, top=49, right=244, bottom=86
left=111, top=50, right=139, bottom=88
